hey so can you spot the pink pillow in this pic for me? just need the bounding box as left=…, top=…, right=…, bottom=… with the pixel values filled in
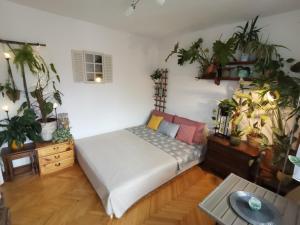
left=173, top=116, right=205, bottom=144
left=176, top=124, right=196, bottom=145
left=151, top=110, right=174, bottom=123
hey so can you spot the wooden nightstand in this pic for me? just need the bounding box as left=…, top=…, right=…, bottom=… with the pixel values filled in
left=35, top=141, right=74, bottom=175
left=202, top=135, right=262, bottom=181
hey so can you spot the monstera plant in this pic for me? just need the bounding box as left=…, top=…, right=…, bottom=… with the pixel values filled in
left=0, top=109, right=41, bottom=150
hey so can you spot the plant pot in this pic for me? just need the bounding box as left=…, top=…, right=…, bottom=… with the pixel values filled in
left=230, top=136, right=241, bottom=146
left=10, top=140, right=24, bottom=151
left=206, top=64, right=215, bottom=74
left=276, top=170, right=292, bottom=186
left=247, top=135, right=262, bottom=148
left=40, top=119, right=57, bottom=141
left=249, top=54, right=257, bottom=62
left=240, top=53, right=250, bottom=62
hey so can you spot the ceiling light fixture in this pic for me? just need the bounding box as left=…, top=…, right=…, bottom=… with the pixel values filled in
left=125, top=0, right=166, bottom=16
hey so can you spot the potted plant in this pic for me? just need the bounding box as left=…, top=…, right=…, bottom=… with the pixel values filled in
left=218, top=99, right=235, bottom=116
left=165, top=38, right=215, bottom=78
left=13, top=44, right=62, bottom=141
left=0, top=109, right=41, bottom=150
left=230, top=128, right=244, bottom=146
left=232, top=16, right=261, bottom=61
left=52, top=128, right=73, bottom=143
left=0, top=81, right=20, bottom=103
left=150, top=69, right=163, bottom=82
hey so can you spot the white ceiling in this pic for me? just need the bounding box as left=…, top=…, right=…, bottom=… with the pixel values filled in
left=8, top=0, right=300, bottom=39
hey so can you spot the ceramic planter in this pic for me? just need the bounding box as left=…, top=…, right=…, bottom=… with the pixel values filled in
left=40, top=119, right=57, bottom=141
left=230, top=136, right=241, bottom=146
left=240, top=53, right=250, bottom=62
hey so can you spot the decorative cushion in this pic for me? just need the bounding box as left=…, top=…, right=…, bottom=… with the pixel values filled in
left=151, top=110, right=174, bottom=123
left=147, top=115, right=164, bottom=130
left=173, top=116, right=206, bottom=144
left=158, top=120, right=180, bottom=138
left=176, top=124, right=197, bottom=145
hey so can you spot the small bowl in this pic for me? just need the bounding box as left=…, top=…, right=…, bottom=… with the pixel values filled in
left=248, top=196, right=262, bottom=211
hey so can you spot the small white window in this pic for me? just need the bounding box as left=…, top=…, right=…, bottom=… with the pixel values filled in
left=71, top=50, right=112, bottom=83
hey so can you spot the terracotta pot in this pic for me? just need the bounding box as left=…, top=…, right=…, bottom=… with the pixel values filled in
left=10, top=140, right=24, bottom=151
left=247, top=135, right=262, bottom=148
left=206, top=64, right=215, bottom=74
left=276, top=170, right=292, bottom=186
left=230, top=136, right=241, bottom=146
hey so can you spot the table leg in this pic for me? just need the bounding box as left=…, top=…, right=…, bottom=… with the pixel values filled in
left=7, top=158, right=14, bottom=181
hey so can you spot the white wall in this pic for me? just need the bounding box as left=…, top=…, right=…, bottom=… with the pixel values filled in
left=159, top=10, right=300, bottom=129
left=0, top=0, right=159, bottom=140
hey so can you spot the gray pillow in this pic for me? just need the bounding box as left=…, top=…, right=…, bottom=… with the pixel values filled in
left=158, top=120, right=180, bottom=138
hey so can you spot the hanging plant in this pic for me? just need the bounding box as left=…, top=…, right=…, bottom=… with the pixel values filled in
left=0, top=81, right=20, bottom=103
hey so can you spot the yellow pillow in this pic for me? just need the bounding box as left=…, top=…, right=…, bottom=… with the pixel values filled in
left=147, top=115, right=163, bottom=130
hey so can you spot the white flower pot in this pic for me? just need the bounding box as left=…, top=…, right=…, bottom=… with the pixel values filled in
left=40, top=120, right=57, bottom=141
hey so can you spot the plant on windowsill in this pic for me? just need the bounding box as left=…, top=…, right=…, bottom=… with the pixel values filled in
left=0, top=109, right=41, bottom=151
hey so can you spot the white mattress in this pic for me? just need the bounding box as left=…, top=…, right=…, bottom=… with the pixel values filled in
left=76, top=129, right=205, bottom=218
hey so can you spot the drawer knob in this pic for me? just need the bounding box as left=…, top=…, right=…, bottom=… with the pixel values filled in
left=54, top=155, right=60, bottom=159
left=55, top=163, right=61, bottom=167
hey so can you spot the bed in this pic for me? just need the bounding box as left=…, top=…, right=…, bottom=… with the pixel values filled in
left=76, top=125, right=206, bottom=218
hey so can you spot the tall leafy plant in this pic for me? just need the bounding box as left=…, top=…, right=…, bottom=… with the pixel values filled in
left=232, top=16, right=262, bottom=53
left=12, top=44, right=62, bottom=123
left=0, top=109, right=41, bottom=148
left=165, top=38, right=213, bottom=76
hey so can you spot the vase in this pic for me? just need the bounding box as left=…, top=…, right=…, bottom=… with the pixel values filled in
left=230, top=136, right=241, bottom=146
left=40, top=119, right=57, bottom=141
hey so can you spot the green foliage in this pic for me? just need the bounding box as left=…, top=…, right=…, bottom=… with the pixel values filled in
left=150, top=69, right=164, bottom=80
left=0, top=81, right=20, bottom=103
left=165, top=38, right=213, bottom=76
left=212, top=37, right=236, bottom=66
left=12, top=44, right=63, bottom=123
left=52, top=128, right=73, bottom=143
left=0, top=109, right=42, bottom=148
left=232, top=15, right=262, bottom=52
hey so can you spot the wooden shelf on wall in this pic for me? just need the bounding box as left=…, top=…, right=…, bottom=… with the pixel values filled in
left=196, top=74, right=254, bottom=81
left=227, top=61, right=256, bottom=65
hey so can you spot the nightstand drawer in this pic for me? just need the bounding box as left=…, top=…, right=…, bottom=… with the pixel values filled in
left=37, top=143, right=72, bottom=157
left=39, top=157, right=74, bottom=175
left=39, top=150, right=74, bottom=166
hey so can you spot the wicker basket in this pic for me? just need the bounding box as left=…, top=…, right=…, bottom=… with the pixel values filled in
left=247, top=135, right=262, bottom=148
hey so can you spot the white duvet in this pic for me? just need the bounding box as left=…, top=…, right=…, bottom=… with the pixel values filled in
left=76, top=129, right=201, bottom=218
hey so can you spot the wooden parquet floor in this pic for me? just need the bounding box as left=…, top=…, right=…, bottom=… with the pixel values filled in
left=0, top=164, right=222, bottom=225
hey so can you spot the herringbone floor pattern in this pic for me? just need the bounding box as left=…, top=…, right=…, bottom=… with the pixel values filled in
left=0, top=164, right=221, bottom=225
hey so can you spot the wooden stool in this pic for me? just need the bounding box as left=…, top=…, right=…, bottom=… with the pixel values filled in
left=1, top=143, right=37, bottom=181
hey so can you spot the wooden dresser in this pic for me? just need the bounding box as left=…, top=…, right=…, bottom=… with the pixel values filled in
left=36, top=141, right=74, bottom=175
left=202, top=135, right=261, bottom=180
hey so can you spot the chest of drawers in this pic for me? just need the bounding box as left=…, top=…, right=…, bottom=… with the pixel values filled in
left=36, top=141, right=74, bottom=175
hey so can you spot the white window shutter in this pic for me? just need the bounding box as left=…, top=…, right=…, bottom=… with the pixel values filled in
left=103, top=54, right=113, bottom=83
left=71, top=50, right=84, bottom=82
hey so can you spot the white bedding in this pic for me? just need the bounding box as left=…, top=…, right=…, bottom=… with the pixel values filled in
left=76, top=129, right=205, bottom=218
